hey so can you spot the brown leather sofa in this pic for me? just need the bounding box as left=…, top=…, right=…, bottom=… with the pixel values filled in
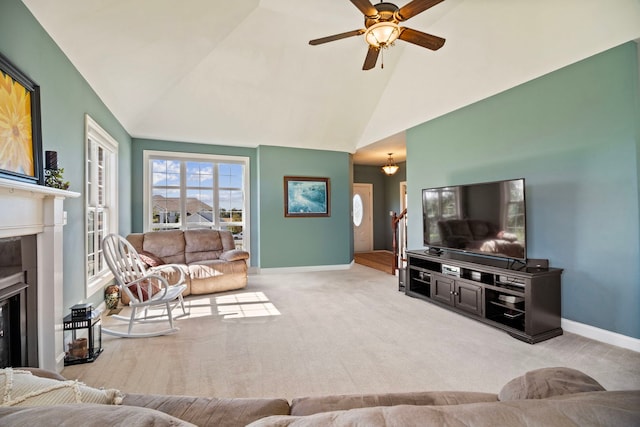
left=123, top=229, right=249, bottom=304
left=2, top=367, right=638, bottom=426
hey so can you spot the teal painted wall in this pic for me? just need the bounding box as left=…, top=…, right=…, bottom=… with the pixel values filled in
left=354, top=162, right=406, bottom=250
left=1, top=0, right=132, bottom=310
left=258, top=146, right=351, bottom=268
left=407, top=43, right=640, bottom=338
left=130, top=138, right=258, bottom=266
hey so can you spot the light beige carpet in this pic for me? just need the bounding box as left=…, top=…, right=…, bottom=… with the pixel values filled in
left=62, top=264, right=640, bottom=400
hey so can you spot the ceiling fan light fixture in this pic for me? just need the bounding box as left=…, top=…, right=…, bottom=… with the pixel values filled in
left=382, top=153, right=400, bottom=175
left=364, top=22, right=401, bottom=48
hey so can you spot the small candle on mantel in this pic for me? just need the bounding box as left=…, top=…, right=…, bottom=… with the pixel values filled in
left=45, top=151, right=58, bottom=170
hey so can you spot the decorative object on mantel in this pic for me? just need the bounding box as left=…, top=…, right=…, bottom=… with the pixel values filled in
left=43, top=150, right=70, bottom=190
left=382, top=153, right=399, bottom=175
left=0, top=52, right=44, bottom=185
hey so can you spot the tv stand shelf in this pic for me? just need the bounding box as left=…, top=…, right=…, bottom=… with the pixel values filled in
left=406, top=250, right=563, bottom=343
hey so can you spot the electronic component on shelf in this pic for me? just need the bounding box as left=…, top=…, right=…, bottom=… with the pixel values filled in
left=470, top=271, right=482, bottom=281
left=442, top=264, right=461, bottom=277
left=499, top=294, right=524, bottom=304
left=504, top=311, right=524, bottom=319
left=497, top=275, right=525, bottom=287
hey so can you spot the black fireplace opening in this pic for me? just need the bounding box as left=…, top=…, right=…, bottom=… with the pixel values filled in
left=0, top=236, right=38, bottom=368
left=0, top=280, right=27, bottom=367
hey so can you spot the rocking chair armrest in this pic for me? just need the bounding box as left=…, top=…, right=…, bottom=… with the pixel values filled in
left=148, top=263, right=186, bottom=285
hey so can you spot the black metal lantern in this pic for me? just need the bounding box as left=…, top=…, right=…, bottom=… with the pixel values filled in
left=63, top=304, right=103, bottom=365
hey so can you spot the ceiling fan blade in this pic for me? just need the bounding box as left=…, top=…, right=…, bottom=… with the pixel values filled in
left=397, top=0, right=445, bottom=21
left=399, top=27, right=445, bottom=50
left=350, top=0, right=379, bottom=17
left=309, top=29, right=365, bottom=45
left=362, top=46, right=380, bottom=70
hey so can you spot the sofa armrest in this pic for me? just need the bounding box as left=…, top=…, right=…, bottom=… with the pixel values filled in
left=220, top=249, right=249, bottom=262
left=18, top=367, right=67, bottom=381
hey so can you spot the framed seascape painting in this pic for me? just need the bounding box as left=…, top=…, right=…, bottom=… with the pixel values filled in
left=284, top=176, right=330, bottom=217
left=0, top=52, right=43, bottom=185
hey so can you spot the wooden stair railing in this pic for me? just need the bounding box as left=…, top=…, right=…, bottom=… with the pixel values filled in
left=391, top=208, right=407, bottom=273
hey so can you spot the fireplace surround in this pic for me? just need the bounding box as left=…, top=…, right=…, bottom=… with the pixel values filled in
left=0, top=177, right=79, bottom=372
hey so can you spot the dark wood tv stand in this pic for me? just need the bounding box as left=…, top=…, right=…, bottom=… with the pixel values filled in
left=406, top=250, right=563, bottom=343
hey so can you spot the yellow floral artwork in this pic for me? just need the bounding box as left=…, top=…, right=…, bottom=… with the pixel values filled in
left=0, top=71, right=34, bottom=176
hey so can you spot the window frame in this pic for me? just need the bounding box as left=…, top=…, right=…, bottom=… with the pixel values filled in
left=85, top=114, right=119, bottom=297
left=143, top=150, right=250, bottom=254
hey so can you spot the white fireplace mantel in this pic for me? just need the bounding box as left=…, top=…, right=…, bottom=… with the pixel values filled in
left=0, top=177, right=80, bottom=372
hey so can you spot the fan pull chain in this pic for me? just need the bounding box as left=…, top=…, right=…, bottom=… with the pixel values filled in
left=381, top=48, right=384, bottom=69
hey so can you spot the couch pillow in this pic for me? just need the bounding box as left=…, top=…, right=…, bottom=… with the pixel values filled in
left=127, top=279, right=161, bottom=302
left=139, top=250, right=165, bottom=268
left=498, top=367, right=606, bottom=401
left=0, top=368, right=122, bottom=407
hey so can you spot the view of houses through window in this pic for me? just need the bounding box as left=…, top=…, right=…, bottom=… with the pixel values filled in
left=145, top=152, right=248, bottom=249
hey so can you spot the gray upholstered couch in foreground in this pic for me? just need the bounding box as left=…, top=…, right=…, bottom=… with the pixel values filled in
left=1, top=367, right=638, bottom=426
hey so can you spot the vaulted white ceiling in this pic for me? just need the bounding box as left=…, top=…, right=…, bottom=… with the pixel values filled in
left=22, top=0, right=640, bottom=165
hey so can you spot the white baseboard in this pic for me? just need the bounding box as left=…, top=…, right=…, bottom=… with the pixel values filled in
left=562, top=318, right=640, bottom=352
left=256, top=263, right=352, bottom=275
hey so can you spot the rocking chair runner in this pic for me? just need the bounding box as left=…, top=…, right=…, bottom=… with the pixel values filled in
left=102, top=233, right=188, bottom=338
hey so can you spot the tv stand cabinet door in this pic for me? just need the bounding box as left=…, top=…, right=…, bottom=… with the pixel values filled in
left=455, top=280, right=482, bottom=316
left=431, top=274, right=454, bottom=306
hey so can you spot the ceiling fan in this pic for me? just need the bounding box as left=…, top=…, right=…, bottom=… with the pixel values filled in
left=309, top=0, right=446, bottom=70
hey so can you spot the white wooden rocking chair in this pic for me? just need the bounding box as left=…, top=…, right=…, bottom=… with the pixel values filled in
left=102, top=233, right=188, bottom=338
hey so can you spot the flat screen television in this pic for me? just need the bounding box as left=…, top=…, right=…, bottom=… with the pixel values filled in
left=422, top=178, right=527, bottom=261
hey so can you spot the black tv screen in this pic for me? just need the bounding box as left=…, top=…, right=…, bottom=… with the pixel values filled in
left=422, top=178, right=527, bottom=261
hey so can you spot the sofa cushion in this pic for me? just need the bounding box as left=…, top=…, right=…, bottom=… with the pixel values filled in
left=188, top=260, right=247, bottom=279
left=0, top=403, right=195, bottom=426
left=291, top=391, right=498, bottom=416
left=184, top=229, right=225, bottom=263
left=142, top=230, right=186, bottom=264
left=498, top=367, right=606, bottom=401
left=123, top=393, right=290, bottom=427
left=0, top=368, right=122, bottom=407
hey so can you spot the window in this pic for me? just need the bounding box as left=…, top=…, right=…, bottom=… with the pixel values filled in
left=144, top=151, right=249, bottom=250
left=503, top=180, right=525, bottom=241
left=424, top=187, right=460, bottom=243
left=352, top=194, right=363, bottom=227
left=85, top=115, right=118, bottom=296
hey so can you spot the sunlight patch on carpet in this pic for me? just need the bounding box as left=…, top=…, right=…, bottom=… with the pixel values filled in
left=215, top=292, right=281, bottom=319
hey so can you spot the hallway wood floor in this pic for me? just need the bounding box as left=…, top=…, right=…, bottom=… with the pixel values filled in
left=354, top=250, right=395, bottom=274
